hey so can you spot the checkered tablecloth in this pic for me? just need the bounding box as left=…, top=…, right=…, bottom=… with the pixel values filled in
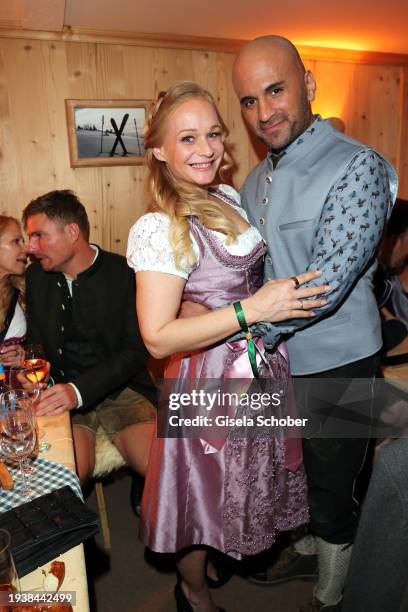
left=0, top=457, right=83, bottom=511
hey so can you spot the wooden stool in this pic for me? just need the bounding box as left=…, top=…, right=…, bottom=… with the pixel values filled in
left=92, top=426, right=126, bottom=549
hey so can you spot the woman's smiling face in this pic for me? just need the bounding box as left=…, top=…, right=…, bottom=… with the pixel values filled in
left=0, top=221, right=26, bottom=278
left=153, top=96, right=225, bottom=187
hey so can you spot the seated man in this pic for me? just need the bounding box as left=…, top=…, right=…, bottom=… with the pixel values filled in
left=23, top=190, right=156, bottom=485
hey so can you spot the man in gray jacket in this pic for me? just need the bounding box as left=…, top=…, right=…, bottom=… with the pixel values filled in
left=233, top=36, right=398, bottom=611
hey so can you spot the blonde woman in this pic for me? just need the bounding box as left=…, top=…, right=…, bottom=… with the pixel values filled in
left=127, top=82, right=330, bottom=612
left=0, top=216, right=26, bottom=366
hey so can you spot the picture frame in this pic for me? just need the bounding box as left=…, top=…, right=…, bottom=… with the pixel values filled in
left=65, top=99, right=150, bottom=168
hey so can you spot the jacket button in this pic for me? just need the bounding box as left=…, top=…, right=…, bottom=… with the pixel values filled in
left=57, top=348, right=63, bottom=355
left=260, top=217, right=265, bottom=225
left=266, top=256, right=272, bottom=264
left=61, top=325, right=64, bottom=332
left=262, top=197, right=269, bottom=205
left=61, top=304, right=65, bottom=310
left=266, top=176, right=272, bottom=184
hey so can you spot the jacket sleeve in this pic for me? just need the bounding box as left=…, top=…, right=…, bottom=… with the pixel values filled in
left=253, top=151, right=394, bottom=349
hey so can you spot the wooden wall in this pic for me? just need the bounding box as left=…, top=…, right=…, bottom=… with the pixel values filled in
left=0, top=33, right=407, bottom=254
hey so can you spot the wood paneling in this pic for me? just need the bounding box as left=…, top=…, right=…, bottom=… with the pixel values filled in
left=397, top=67, right=408, bottom=198
left=0, top=1, right=65, bottom=32
left=3, top=28, right=408, bottom=66
left=309, top=60, right=403, bottom=170
left=0, top=34, right=407, bottom=255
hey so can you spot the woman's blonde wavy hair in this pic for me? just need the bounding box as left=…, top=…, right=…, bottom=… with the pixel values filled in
left=0, top=216, right=25, bottom=333
left=145, top=81, right=238, bottom=270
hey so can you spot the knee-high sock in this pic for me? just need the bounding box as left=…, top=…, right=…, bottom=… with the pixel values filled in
left=314, top=537, right=353, bottom=605
left=294, top=534, right=317, bottom=555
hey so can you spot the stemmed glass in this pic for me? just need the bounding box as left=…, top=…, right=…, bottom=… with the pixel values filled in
left=0, top=528, right=20, bottom=596
left=7, top=368, right=42, bottom=476
left=19, top=346, right=49, bottom=446
left=8, top=366, right=41, bottom=402
left=0, top=393, right=36, bottom=499
left=21, top=344, right=47, bottom=384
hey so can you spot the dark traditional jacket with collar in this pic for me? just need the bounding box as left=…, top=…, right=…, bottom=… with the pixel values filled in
left=25, top=246, right=155, bottom=409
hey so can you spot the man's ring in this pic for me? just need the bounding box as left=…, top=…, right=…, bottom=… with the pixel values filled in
left=290, top=276, right=300, bottom=289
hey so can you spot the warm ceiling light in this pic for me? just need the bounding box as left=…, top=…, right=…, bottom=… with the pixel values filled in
left=296, top=40, right=368, bottom=52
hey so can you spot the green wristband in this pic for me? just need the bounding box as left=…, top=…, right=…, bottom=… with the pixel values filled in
left=233, top=301, right=259, bottom=377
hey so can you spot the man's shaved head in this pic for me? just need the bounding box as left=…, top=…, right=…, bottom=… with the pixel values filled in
left=232, top=36, right=316, bottom=151
left=233, top=36, right=306, bottom=80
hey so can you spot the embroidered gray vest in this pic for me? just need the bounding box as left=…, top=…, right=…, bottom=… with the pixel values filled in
left=241, top=119, right=398, bottom=374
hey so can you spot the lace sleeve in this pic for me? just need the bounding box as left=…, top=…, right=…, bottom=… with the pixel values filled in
left=126, top=212, right=199, bottom=279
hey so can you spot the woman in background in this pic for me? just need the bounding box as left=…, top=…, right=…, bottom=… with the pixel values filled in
left=127, top=82, right=330, bottom=612
left=0, top=215, right=27, bottom=366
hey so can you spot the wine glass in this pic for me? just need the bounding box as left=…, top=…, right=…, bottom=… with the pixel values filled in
left=0, top=528, right=20, bottom=597
left=9, top=358, right=49, bottom=446
left=2, top=386, right=38, bottom=479
left=8, top=366, right=41, bottom=402
left=0, top=395, right=36, bottom=499
left=22, top=344, right=47, bottom=384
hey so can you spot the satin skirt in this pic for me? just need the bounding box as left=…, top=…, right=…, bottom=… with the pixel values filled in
left=140, top=342, right=309, bottom=559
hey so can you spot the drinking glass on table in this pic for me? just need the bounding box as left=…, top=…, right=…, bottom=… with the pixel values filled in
left=0, top=528, right=20, bottom=596
left=8, top=365, right=41, bottom=403
left=10, top=354, right=49, bottom=441
left=21, top=344, right=48, bottom=384
left=2, top=386, right=39, bottom=478
left=0, top=394, right=36, bottom=499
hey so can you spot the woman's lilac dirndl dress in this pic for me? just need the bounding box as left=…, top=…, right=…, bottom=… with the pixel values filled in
left=129, top=186, right=309, bottom=559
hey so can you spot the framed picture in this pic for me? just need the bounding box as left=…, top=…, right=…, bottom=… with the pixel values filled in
left=65, top=99, right=150, bottom=167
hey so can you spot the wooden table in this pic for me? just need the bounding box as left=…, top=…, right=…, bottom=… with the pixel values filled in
left=385, top=335, right=408, bottom=358
left=382, top=336, right=408, bottom=392
left=19, top=412, right=90, bottom=611
left=383, top=362, right=408, bottom=392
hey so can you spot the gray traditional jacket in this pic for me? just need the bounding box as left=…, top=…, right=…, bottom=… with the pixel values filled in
left=241, top=118, right=398, bottom=374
